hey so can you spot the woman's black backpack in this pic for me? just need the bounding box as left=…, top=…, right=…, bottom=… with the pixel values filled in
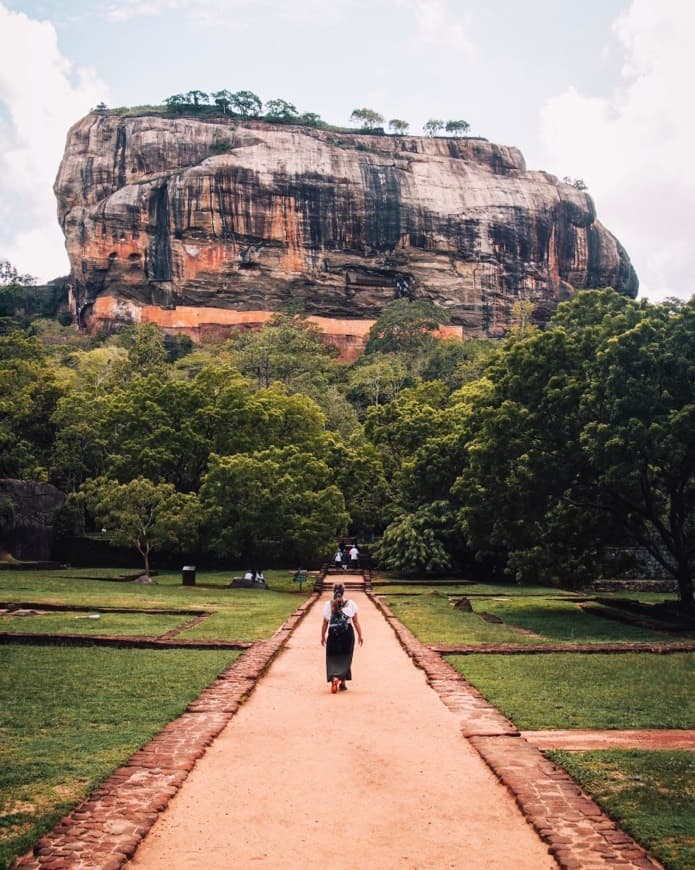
left=328, top=607, right=350, bottom=637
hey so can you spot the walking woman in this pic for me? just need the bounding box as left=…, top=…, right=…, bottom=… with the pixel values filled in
left=321, top=582, right=364, bottom=693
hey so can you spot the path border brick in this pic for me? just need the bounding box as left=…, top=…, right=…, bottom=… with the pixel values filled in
left=10, top=594, right=320, bottom=870
left=369, top=591, right=664, bottom=870
left=429, top=641, right=695, bottom=655
left=0, top=632, right=252, bottom=650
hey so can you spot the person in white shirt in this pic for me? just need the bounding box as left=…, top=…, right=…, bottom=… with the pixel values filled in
left=320, top=582, right=364, bottom=693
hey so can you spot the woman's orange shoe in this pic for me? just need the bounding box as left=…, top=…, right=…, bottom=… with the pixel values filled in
left=331, top=678, right=339, bottom=694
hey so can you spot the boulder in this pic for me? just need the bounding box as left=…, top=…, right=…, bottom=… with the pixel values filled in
left=55, top=114, right=638, bottom=358
left=0, top=479, right=65, bottom=561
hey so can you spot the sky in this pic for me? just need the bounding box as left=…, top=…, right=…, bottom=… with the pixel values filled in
left=0, top=0, right=694, bottom=302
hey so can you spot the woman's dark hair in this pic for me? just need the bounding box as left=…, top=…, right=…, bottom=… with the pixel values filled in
left=331, top=583, right=345, bottom=614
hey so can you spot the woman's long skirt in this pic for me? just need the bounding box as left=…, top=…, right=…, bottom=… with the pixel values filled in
left=326, top=625, right=355, bottom=682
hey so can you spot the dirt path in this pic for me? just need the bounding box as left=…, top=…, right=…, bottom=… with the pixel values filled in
left=522, top=729, right=695, bottom=750
left=129, top=587, right=556, bottom=869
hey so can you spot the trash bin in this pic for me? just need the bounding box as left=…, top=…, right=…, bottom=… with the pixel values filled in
left=182, top=565, right=196, bottom=586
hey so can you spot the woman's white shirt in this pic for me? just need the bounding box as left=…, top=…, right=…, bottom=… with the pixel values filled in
left=323, top=599, right=358, bottom=621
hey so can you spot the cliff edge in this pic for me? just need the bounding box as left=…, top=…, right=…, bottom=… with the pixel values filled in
left=54, top=113, right=638, bottom=354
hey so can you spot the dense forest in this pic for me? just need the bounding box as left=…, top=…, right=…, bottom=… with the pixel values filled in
left=0, top=266, right=693, bottom=612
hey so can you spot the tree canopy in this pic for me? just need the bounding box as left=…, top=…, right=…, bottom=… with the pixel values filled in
left=350, top=108, right=384, bottom=130
left=1, top=261, right=693, bottom=610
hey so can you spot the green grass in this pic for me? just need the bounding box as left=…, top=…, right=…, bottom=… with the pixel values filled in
left=0, top=568, right=307, bottom=642
left=547, top=751, right=695, bottom=870
left=380, top=589, right=680, bottom=645
left=385, top=593, right=533, bottom=644
left=0, top=644, right=239, bottom=870
left=0, top=567, right=310, bottom=868
left=381, top=579, right=694, bottom=865
left=0, top=611, right=186, bottom=636
left=447, top=652, right=695, bottom=729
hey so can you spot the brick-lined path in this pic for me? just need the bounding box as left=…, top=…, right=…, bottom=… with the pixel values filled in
left=371, top=592, right=664, bottom=869
left=13, top=587, right=668, bottom=869
left=11, top=599, right=315, bottom=869
left=129, top=586, right=554, bottom=869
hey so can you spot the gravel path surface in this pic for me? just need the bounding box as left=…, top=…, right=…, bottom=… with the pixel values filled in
left=129, top=588, right=556, bottom=869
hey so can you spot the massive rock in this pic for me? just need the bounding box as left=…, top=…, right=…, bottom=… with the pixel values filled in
left=0, top=479, right=65, bottom=562
left=55, top=113, right=638, bottom=357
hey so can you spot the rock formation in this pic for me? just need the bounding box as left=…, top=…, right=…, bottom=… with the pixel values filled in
left=0, top=479, right=65, bottom=561
left=54, top=113, right=638, bottom=357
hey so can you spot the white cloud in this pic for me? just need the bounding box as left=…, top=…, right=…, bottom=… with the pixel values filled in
left=106, top=0, right=185, bottom=22
left=106, top=0, right=336, bottom=26
left=539, top=0, right=695, bottom=301
left=411, top=0, right=476, bottom=57
left=0, top=3, right=109, bottom=282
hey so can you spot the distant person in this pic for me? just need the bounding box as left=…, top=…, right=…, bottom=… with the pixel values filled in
left=243, top=569, right=254, bottom=582
left=254, top=570, right=265, bottom=586
left=334, top=548, right=343, bottom=567
left=341, top=545, right=349, bottom=568
left=321, top=582, right=363, bottom=693
left=349, top=544, right=360, bottom=567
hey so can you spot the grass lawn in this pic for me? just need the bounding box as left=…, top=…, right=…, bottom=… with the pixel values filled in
left=379, top=579, right=694, bottom=868
left=0, top=645, right=239, bottom=870
left=447, top=652, right=695, bottom=729
left=547, top=750, right=695, bottom=870
left=0, top=566, right=311, bottom=869
left=0, top=568, right=309, bottom=642
left=380, top=586, right=682, bottom=645
left=0, top=610, right=187, bottom=637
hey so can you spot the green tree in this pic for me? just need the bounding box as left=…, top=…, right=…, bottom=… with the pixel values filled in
left=327, top=438, right=393, bottom=537
left=200, top=447, right=347, bottom=564
left=0, top=331, right=62, bottom=479
left=365, top=382, right=448, bottom=459
left=364, top=298, right=451, bottom=356
left=445, top=119, right=470, bottom=137
left=117, top=323, right=169, bottom=380
left=185, top=89, right=210, bottom=107
left=50, top=392, right=112, bottom=492
left=350, top=108, right=384, bottom=130
left=510, top=299, right=538, bottom=337
left=0, top=260, right=40, bottom=330
left=388, top=119, right=409, bottom=135
left=229, top=90, right=262, bottom=117
left=212, top=89, right=232, bottom=113
left=423, top=119, right=444, bottom=137
left=416, top=337, right=494, bottom=391
left=228, top=313, right=337, bottom=389
left=163, top=93, right=190, bottom=111
left=375, top=504, right=452, bottom=575
left=264, top=99, right=299, bottom=120
left=346, top=353, right=410, bottom=412
left=83, top=476, right=200, bottom=577
left=299, top=112, right=324, bottom=127
left=454, top=290, right=695, bottom=613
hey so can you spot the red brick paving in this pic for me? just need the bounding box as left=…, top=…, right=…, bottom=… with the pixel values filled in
left=522, top=729, right=695, bottom=751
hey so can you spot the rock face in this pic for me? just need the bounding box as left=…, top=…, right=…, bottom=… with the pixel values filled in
left=55, top=113, right=638, bottom=355
left=0, top=479, right=65, bottom=561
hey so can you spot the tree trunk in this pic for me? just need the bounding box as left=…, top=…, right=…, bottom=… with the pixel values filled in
left=137, top=542, right=151, bottom=579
